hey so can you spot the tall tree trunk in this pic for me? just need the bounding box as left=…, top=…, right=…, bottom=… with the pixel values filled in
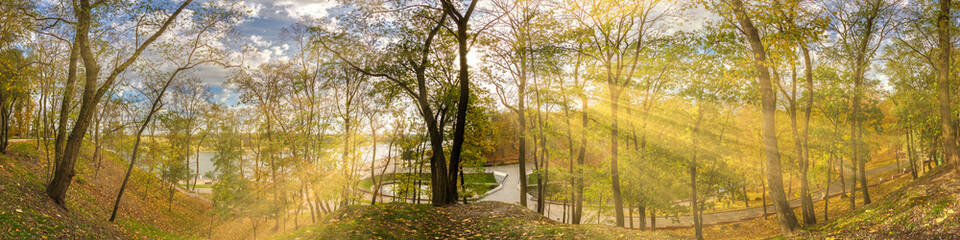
left=52, top=38, right=80, bottom=181
left=110, top=70, right=178, bottom=222
left=650, top=208, right=656, bottom=229
left=46, top=2, right=105, bottom=204
left=561, top=73, right=576, bottom=224
left=0, top=91, right=10, bottom=154
left=799, top=45, right=816, bottom=225
left=730, top=0, right=800, bottom=234
left=534, top=69, right=549, bottom=214
left=340, top=117, right=352, bottom=206
left=608, top=78, right=625, bottom=227
left=572, top=52, right=587, bottom=225
left=762, top=148, right=767, bottom=219
left=938, top=0, right=960, bottom=171
left=787, top=76, right=810, bottom=225
left=638, top=205, right=646, bottom=231
left=849, top=147, right=857, bottom=209
left=518, top=76, right=529, bottom=207
left=825, top=151, right=833, bottom=222
left=849, top=1, right=882, bottom=206
left=691, top=108, right=704, bottom=240
left=857, top=125, right=869, bottom=204
left=907, top=127, right=918, bottom=179
left=47, top=0, right=191, bottom=207
left=369, top=128, right=378, bottom=205
left=444, top=1, right=478, bottom=205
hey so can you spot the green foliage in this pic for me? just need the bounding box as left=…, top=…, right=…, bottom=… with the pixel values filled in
left=210, top=120, right=249, bottom=218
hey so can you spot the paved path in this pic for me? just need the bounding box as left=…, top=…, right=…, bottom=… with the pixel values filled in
left=468, top=161, right=902, bottom=228
left=524, top=162, right=903, bottom=228
left=479, top=163, right=533, bottom=204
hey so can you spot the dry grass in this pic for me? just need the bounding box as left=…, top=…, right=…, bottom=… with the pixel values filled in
left=663, top=168, right=912, bottom=240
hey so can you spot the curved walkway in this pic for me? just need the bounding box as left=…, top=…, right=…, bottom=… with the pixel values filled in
left=479, top=161, right=903, bottom=229
left=479, top=163, right=533, bottom=204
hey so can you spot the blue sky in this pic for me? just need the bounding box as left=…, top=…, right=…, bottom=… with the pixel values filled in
left=198, top=0, right=336, bottom=106
left=199, top=0, right=721, bottom=106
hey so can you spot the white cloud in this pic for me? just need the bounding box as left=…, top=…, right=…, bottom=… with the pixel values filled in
left=668, top=6, right=716, bottom=35
left=273, top=0, right=337, bottom=19
left=250, top=35, right=272, bottom=47
left=245, top=2, right=264, bottom=18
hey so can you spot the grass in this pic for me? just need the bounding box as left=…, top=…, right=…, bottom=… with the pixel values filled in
left=663, top=168, right=911, bottom=240
left=281, top=201, right=680, bottom=239
left=0, top=143, right=122, bottom=239
left=0, top=141, right=214, bottom=239
left=799, top=165, right=960, bottom=239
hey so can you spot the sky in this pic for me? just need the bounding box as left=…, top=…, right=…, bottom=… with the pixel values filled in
left=200, top=0, right=717, bottom=106
left=196, top=0, right=337, bottom=106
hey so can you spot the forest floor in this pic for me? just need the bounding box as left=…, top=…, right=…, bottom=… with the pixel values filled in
left=6, top=138, right=952, bottom=240
left=664, top=167, right=911, bottom=239
left=280, top=201, right=685, bottom=239
left=798, top=165, right=960, bottom=239
left=0, top=141, right=213, bottom=239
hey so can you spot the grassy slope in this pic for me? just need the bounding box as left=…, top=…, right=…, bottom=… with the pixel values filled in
left=663, top=168, right=910, bottom=239
left=0, top=142, right=212, bottom=239
left=281, top=201, right=682, bottom=240
left=800, top=165, right=960, bottom=239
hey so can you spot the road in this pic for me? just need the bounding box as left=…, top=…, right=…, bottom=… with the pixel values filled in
left=479, top=163, right=534, bottom=204
left=476, top=161, right=903, bottom=228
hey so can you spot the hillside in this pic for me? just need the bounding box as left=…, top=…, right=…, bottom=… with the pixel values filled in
left=0, top=142, right=213, bottom=239
left=800, top=165, right=960, bottom=239
left=282, top=201, right=681, bottom=240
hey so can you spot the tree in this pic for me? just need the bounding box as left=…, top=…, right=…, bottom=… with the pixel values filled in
left=233, top=62, right=301, bottom=228
left=885, top=31, right=937, bottom=180
left=46, top=0, right=194, bottom=207
left=439, top=0, right=481, bottom=206
left=315, top=0, right=479, bottom=205
left=936, top=0, right=959, bottom=170
left=0, top=48, right=34, bottom=153
left=674, top=31, right=743, bottom=239
left=0, top=1, right=37, bottom=152
left=821, top=0, right=899, bottom=206
left=726, top=0, right=801, bottom=235
left=563, top=0, right=672, bottom=227
left=209, top=114, right=249, bottom=231
left=109, top=65, right=179, bottom=222
left=558, top=26, right=594, bottom=224
left=482, top=0, right=552, bottom=208
left=766, top=0, right=827, bottom=225
left=109, top=2, right=238, bottom=220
